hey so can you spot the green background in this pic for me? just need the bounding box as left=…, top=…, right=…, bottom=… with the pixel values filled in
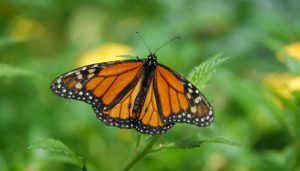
left=1, top=0, right=300, bottom=170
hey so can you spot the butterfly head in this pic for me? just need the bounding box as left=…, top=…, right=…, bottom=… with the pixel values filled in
left=148, top=53, right=157, bottom=60
left=145, top=53, right=157, bottom=67
left=147, top=53, right=158, bottom=65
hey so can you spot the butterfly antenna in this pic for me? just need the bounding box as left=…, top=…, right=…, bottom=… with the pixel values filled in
left=154, top=36, right=180, bottom=54
left=136, top=32, right=152, bottom=54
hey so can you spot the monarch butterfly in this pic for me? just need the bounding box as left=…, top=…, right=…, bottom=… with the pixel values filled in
left=50, top=36, right=214, bottom=135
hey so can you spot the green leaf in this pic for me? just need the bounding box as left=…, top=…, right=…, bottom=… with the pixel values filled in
left=0, top=63, right=37, bottom=77
left=28, top=138, right=85, bottom=169
left=172, top=135, right=241, bottom=149
left=152, top=134, right=240, bottom=151
left=187, top=53, right=229, bottom=89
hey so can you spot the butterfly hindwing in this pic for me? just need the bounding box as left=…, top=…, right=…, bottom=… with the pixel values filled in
left=135, top=79, right=174, bottom=135
left=92, top=76, right=144, bottom=129
left=155, top=65, right=214, bottom=127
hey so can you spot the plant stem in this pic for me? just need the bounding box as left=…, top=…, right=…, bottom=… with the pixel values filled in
left=82, top=160, right=87, bottom=171
left=136, top=134, right=143, bottom=148
left=122, top=135, right=161, bottom=171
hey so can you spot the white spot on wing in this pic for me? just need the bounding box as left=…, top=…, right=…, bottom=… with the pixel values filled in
left=88, top=69, right=96, bottom=73
left=77, top=74, right=83, bottom=79
left=195, top=96, right=201, bottom=104
left=190, top=106, right=197, bottom=113
left=87, top=73, right=94, bottom=79
left=75, top=82, right=82, bottom=89
left=187, top=93, right=191, bottom=99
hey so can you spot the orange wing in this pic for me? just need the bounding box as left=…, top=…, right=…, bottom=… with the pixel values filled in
left=51, top=60, right=146, bottom=129
left=93, top=76, right=144, bottom=129
left=154, top=65, right=214, bottom=127
left=51, top=60, right=144, bottom=111
left=135, top=79, right=174, bottom=135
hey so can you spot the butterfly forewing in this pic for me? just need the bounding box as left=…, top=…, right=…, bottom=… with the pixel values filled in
left=50, top=60, right=144, bottom=111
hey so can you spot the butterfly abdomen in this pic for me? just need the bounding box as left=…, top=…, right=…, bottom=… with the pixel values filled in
left=133, top=57, right=157, bottom=116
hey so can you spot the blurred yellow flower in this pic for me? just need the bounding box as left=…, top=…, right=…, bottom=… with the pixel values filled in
left=8, top=16, right=46, bottom=41
left=208, top=153, right=226, bottom=170
left=77, top=43, right=135, bottom=66
left=263, top=73, right=300, bottom=98
left=277, top=42, right=300, bottom=62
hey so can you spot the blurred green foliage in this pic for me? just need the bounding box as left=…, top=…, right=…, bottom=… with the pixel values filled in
left=1, top=0, right=300, bottom=171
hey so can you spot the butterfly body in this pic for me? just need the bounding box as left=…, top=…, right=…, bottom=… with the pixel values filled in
left=51, top=53, right=214, bottom=135
left=133, top=54, right=157, bottom=115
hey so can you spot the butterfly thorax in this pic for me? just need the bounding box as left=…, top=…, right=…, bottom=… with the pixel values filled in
left=132, top=54, right=157, bottom=116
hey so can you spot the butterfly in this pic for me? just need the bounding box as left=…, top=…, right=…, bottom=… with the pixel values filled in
left=50, top=38, right=214, bottom=135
